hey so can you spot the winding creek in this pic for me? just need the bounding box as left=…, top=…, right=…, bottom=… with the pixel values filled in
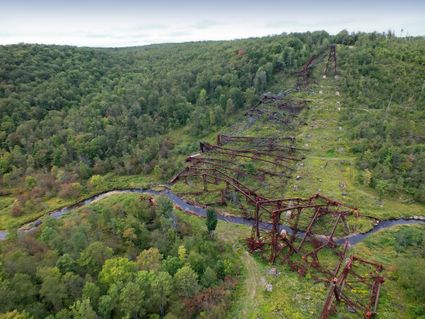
left=0, top=188, right=424, bottom=243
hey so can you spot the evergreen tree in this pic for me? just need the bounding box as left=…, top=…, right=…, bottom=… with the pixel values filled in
left=206, top=208, right=218, bottom=236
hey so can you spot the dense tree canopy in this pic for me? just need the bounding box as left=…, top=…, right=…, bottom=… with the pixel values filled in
left=338, top=33, right=425, bottom=201
left=0, top=32, right=334, bottom=224
left=0, top=194, right=240, bottom=318
left=0, top=32, right=327, bottom=182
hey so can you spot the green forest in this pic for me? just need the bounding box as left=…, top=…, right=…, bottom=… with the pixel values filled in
left=0, top=32, right=327, bottom=224
left=0, top=194, right=239, bottom=318
left=0, top=30, right=425, bottom=319
left=0, top=34, right=321, bottom=179
left=338, top=34, right=425, bottom=202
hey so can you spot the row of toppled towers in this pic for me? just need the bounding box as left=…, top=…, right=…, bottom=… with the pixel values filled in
left=170, top=45, right=383, bottom=318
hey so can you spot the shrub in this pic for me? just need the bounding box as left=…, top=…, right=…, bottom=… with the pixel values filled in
left=11, top=202, right=24, bottom=217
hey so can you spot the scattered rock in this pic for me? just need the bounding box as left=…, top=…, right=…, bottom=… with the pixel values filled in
left=347, top=305, right=356, bottom=313
left=293, top=185, right=299, bottom=191
left=337, top=107, right=341, bottom=111
left=33, top=220, right=42, bottom=227
left=319, top=90, right=323, bottom=94
left=268, top=267, right=278, bottom=276
left=334, top=75, right=339, bottom=80
left=335, top=91, right=340, bottom=96
left=411, top=216, right=425, bottom=220
left=322, top=75, right=327, bottom=79
left=296, top=175, right=302, bottom=180
left=338, top=126, right=343, bottom=131
left=265, top=283, right=273, bottom=292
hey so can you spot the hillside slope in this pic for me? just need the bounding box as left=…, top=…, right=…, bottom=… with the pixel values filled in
left=0, top=32, right=329, bottom=228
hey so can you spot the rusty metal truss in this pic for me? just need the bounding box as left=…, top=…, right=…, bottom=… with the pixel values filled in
left=320, top=249, right=384, bottom=319
left=324, top=44, right=337, bottom=76
left=297, top=44, right=337, bottom=88
left=245, top=96, right=307, bottom=124
left=170, top=96, right=383, bottom=318
left=247, top=194, right=359, bottom=266
left=170, top=133, right=304, bottom=204
left=216, top=134, right=295, bottom=147
left=297, top=53, right=319, bottom=88
left=171, top=156, right=384, bottom=318
left=200, top=142, right=304, bottom=163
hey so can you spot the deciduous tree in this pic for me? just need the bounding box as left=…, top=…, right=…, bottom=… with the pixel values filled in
left=174, top=265, right=200, bottom=298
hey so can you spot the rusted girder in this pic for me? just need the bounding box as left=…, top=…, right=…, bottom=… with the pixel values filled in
left=249, top=194, right=360, bottom=272
left=200, top=142, right=304, bottom=163
left=170, top=130, right=384, bottom=318
left=297, top=53, right=319, bottom=88
left=260, top=92, right=286, bottom=103
left=171, top=169, right=384, bottom=319
left=199, top=143, right=293, bottom=169
left=320, top=254, right=384, bottom=319
left=216, top=134, right=307, bottom=154
left=170, top=166, right=266, bottom=204
left=187, top=155, right=291, bottom=181
left=216, top=134, right=295, bottom=146
left=324, top=44, right=337, bottom=76
left=298, top=54, right=318, bottom=77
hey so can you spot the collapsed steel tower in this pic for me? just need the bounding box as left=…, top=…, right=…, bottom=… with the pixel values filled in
left=171, top=47, right=383, bottom=318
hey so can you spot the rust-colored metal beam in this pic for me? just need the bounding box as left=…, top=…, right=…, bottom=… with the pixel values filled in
left=320, top=253, right=384, bottom=319
left=201, top=142, right=303, bottom=163
left=171, top=132, right=383, bottom=319
left=217, top=134, right=295, bottom=146
left=324, top=44, right=337, bottom=76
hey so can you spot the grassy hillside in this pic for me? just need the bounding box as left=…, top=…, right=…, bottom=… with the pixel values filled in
left=286, top=65, right=424, bottom=220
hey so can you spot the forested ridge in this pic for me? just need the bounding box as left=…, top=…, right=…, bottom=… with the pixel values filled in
left=338, top=34, right=425, bottom=201
left=0, top=34, right=322, bottom=179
